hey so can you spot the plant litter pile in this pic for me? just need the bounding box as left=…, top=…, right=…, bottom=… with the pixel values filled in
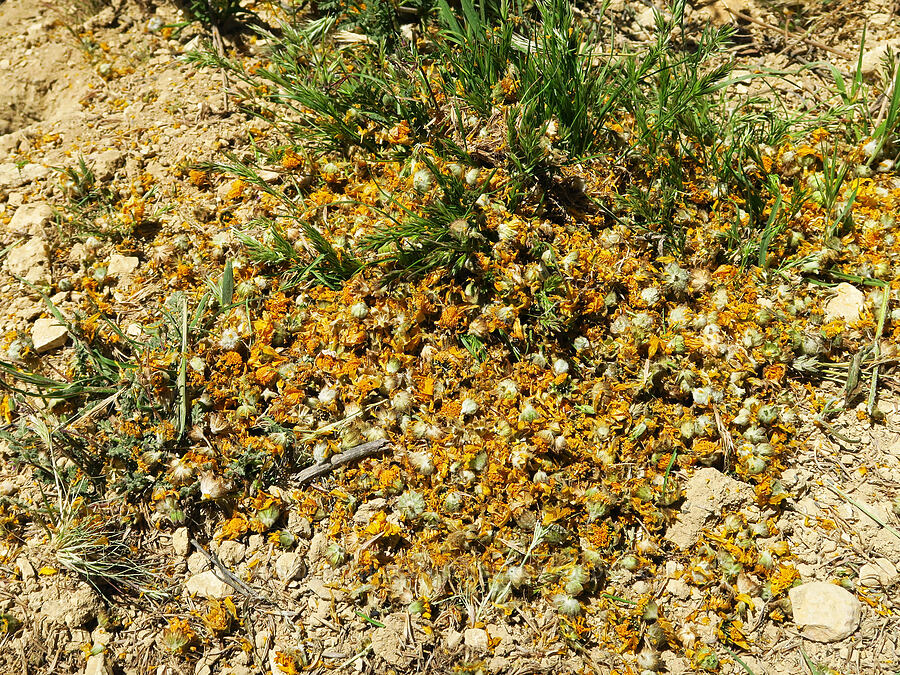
left=1, top=0, right=900, bottom=673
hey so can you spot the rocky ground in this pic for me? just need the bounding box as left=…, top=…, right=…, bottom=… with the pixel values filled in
left=1, top=0, right=900, bottom=674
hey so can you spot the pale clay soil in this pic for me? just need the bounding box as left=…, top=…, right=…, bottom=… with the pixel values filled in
left=1, top=0, right=900, bottom=674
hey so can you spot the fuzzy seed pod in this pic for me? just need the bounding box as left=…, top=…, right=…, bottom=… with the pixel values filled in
left=508, top=565, right=529, bottom=589
left=413, top=169, right=433, bottom=193
left=167, top=458, right=194, bottom=486
left=277, top=530, right=296, bottom=548
left=555, top=595, right=581, bottom=616
left=326, top=543, right=348, bottom=567
left=619, top=554, right=639, bottom=571
left=255, top=504, right=281, bottom=530
left=637, top=648, right=660, bottom=672
left=408, top=450, right=435, bottom=476
left=350, top=302, right=369, bottom=319
left=746, top=455, right=767, bottom=474
left=552, top=358, right=569, bottom=376
left=733, top=408, right=752, bottom=427
left=519, top=403, right=539, bottom=423
left=397, top=490, right=426, bottom=520
left=461, top=398, right=479, bottom=416
left=443, top=491, right=464, bottom=513
left=199, top=471, right=234, bottom=500
left=391, top=390, right=413, bottom=412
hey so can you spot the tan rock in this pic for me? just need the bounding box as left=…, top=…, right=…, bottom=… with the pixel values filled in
left=464, top=627, right=490, bottom=651
left=171, top=527, right=190, bottom=557
left=370, top=613, right=414, bottom=668
left=90, top=149, right=124, bottom=181
left=789, top=581, right=860, bottom=642
left=8, top=203, right=53, bottom=235
left=274, top=552, right=305, bottom=582
left=107, top=253, right=139, bottom=280
left=825, top=282, right=865, bottom=323
left=216, top=540, right=246, bottom=567
left=6, top=237, right=50, bottom=283
left=861, top=39, right=900, bottom=76
left=184, top=570, right=232, bottom=599
left=0, top=163, right=49, bottom=194
left=32, top=317, right=68, bottom=353
left=858, top=558, right=897, bottom=588
left=84, top=652, right=109, bottom=675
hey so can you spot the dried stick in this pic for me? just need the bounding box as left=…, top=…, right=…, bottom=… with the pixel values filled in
left=727, top=8, right=853, bottom=60
left=295, top=439, right=389, bottom=486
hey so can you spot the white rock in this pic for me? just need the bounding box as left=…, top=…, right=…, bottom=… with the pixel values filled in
left=84, top=652, right=108, bottom=675
left=665, top=468, right=754, bottom=550
left=464, top=627, right=490, bottom=651
left=274, top=552, right=305, bottom=582
left=90, top=149, right=124, bottom=181
left=32, top=318, right=68, bottom=353
left=789, top=581, right=861, bottom=642
left=184, top=570, right=232, bottom=599
left=216, top=540, right=246, bottom=567
left=6, top=237, right=50, bottom=283
left=0, top=163, right=48, bottom=193
left=8, top=203, right=53, bottom=235
left=187, top=551, right=210, bottom=574
left=107, top=254, right=139, bottom=280
left=861, top=39, right=900, bottom=76
left=825, top=283, right=865, bottom=323
left=858, top=558, right=897, bottom=588
left=172, top=527, right=190, bottom=557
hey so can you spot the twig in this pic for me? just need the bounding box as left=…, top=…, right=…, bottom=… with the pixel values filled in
left=726, top=8, right=853, bottom=60
left=295, top=439, right=389, bottom=486
left=189, top=538, right=279, bottom=607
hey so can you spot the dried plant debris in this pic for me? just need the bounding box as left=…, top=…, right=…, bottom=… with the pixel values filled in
left=0, top=0, right=899, bottom=673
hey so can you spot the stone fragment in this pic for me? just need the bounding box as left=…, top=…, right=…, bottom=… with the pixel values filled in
left=370, top=613, right=414, bottom=668
left=665, top=468, right=754, bottom=550
left=11, top=297, right=42, bottom=321
left=665, top=578, right=691, bottom=600
left=861, top=39, right=900, bottom=75
left=90, top=149, right=124, bottom=181
left=789, top=581, right=860, bottom=642
left=187, top=551, right=210, bottom=574
left=16, top=556, right=36, bottom=581
left=84, top=652, right=108, bottom=675
left=824, top=282, right=865, bottom=323
left=464, top=627, right=490, bottom=651
left=42, top=583, right=102, bottom=627
left=274, top=552, right=306, bottom=582
left=184, top=570, right=232, bottom=599
left=858, top=558, right=898, bottom=588
left=32, top=318, right=68, bottom=353
left=216, top=540, right=246, bottom=567
left=172, top=527, right=190, bottom=557
left=8, top=203, right=53, bottom=235
left=6, top=237, right=50, bottom=283
left=306, top=576, right=346, bottom=601
left=0, top=163, right=48, bottom=194
left=107, top=253, right=139, bottom=280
